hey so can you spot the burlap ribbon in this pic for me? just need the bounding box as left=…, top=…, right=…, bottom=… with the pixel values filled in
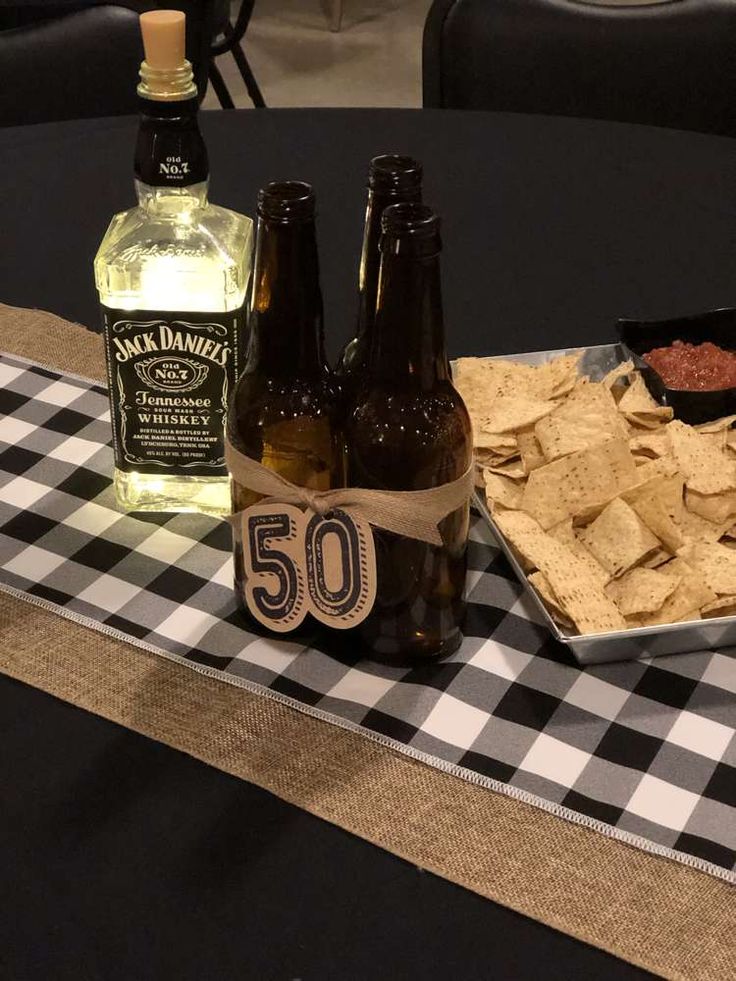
left=225, top=438, right=474, bottom=546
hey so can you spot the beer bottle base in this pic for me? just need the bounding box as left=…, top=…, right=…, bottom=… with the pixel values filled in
left=357, top=625, right=464, bottom=667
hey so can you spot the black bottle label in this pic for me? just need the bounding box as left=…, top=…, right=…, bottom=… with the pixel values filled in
left=101, top=306, right=244, bottom=476
left=134, top=98, right=209, bottom=188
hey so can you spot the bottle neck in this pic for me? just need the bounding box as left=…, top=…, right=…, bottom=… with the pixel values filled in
left=357, top=185, right=421, bottom=341
left=368, top=248, right=450, bottom=388
left=246, top=215, right=327, bottom=377
left=135, top=180, right=208, bottom=213
left=134, top=96, right=209, bottom=213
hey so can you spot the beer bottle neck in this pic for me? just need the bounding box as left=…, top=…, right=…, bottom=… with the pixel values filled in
left=356, top=190, right=383, bottom=338
left=357, top=186, right=420, bottom=341
left=246, top=216, right=326, bottom=376
left=369, top=249, right=450, bottom=387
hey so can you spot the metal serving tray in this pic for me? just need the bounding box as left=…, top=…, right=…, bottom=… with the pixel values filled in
left=467, top=343, right=736, bottom=665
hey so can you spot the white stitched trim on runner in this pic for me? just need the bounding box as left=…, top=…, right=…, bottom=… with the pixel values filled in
left=1, top=579, right=733, bottom=886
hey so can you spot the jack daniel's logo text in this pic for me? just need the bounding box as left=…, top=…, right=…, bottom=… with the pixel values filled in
left=112, top=321, right=232, bottom=368
left=102, top=307, right=244, bottom=477
left=118, top=243, right=207, bottom=262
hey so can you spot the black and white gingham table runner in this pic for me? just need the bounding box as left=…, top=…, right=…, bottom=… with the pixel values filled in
left=0, top=352, right=734, bottom=881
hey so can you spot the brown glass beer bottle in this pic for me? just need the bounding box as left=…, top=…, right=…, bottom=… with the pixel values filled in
left=228, top=181, right=345, bottom=606
left=345, top=203, right=473, bottom=663
left=336, top=154, right=422, bottom=378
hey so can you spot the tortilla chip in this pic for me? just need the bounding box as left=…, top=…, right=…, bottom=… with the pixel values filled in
left=475, top=445, right=520, bottom=469
left=542, top=354, right=584, bottom=399
left=685, top=488, right=736, bottom=525
left=701, top=595, right=736, bottom=619
left=605, top=566, right=680, bottom=616
left=618, top=375, right=674, bottom=429
left=485, top=459, right=526, bottom=479
left=478, top=395, right=556, bottom=434
left=626, top=456, right=679, bottom=493
left=484, top=470, right=523, bottom=511
left=548, top=518, right=609, bottom=587
left=534, top=384, right=627, bottom=462
left=624, top=614, right=646, bottom=629
left=635, top=557, right=716, bottom=627
left=528, top=571, right=573, bottom=628
left=626, top=474, right=685, bottom=553
left=641, top=548, right=675, bottom=568
left=677, top=541, right=736, bottom=595
left=704, top=430, right=729, bottom=452
left=521, top=437, right=638, bottom=529
left=628, top=432, right=670, bottom=459
left=473, top=429, right=518, bottom=453
left=695, top=415, right=736, bottom=434
left=667, top=419, right=736, bottom=494
left=516, top=429, right=546, bottom=473
left=454, top=354, right=581, bottom=412
left=533, top=416, right=611, bottom=463
left=602, top=360, right=634, bottom=389
left=493, top=510, right=626, bottom=633
left=492, top=510, right=555, bottom=568
left=452, top=359, right=527, bottom=421
left=616, top=374, right=661, bottom=412
left=675, top=506, right=731, bottom=545
left=579, top=497, right=661, bottom=577
left=515, top=353, right=583, bottom=401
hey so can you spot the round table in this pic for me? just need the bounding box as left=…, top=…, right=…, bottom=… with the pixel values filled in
left=5, top=106, right=731, bottom=979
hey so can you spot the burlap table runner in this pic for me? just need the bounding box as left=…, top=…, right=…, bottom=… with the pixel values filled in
left=0, top=303, right=733, bottom=981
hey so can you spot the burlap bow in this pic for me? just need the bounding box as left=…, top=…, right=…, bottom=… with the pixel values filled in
left=225, top=438, right=474, bottom=546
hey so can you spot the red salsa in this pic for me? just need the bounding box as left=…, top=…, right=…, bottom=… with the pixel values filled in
left=643, top=340, right=736, bottom=391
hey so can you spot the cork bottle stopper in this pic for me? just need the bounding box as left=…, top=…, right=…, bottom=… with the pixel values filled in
left=139, top=10, right=186, bottom=70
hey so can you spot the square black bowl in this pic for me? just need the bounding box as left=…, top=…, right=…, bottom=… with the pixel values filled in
left=616, top=308, right=736, bottom=425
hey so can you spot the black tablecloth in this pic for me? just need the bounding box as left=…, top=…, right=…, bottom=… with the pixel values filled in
left=4, top=105, right=726, bottom=979
left=5, top=108, right=736, bottom=358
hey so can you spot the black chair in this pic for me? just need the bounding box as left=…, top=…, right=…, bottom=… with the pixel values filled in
left=423, top=0, right=736, bottom=137
left=0, top=0, right=214, bottom=127
left=208, top=0, right=265, bottom=109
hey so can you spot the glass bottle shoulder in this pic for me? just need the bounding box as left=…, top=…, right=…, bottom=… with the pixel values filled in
left=94, top=196, right=253, bottom=313
left=95, top=200, right=253, bottom=271
left=349, top=379, right=470, bottom=434
left=231, top=370, right=341, bottom=434
left=229, top=369, right=345, bottom=493
left=346, top=379, right=472, bottom=487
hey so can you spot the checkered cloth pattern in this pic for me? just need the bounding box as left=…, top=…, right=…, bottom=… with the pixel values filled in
left=0, top=352, right=734, bottom=881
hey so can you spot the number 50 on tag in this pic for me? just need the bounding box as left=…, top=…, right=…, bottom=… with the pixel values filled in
left=240, top=503, right=377, bottom=632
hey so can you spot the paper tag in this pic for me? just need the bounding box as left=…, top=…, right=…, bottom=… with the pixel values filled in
left=241, top=503, right=377, bottom=632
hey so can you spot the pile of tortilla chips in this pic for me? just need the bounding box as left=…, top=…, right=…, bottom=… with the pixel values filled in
left=455, top=353, right=736, bottom=635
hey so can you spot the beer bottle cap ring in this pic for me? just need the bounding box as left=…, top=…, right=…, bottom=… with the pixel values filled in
left=258, top=181, right=315, bottom=222
left=381, top=202, right=438, bottom=237
left=369, top=154, right=423, bottom=193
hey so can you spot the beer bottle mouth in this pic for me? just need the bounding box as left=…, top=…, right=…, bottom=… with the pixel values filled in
left=368, top=154, right=423, bottom=194
left=258, top=181, right=315, bottom=222
left=381, top=203, right=441, bottom=256
left=381, top=202, right=438, bottom=236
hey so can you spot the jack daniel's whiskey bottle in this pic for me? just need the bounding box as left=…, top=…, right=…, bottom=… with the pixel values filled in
left=94, top=10, right=252, bottom=514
